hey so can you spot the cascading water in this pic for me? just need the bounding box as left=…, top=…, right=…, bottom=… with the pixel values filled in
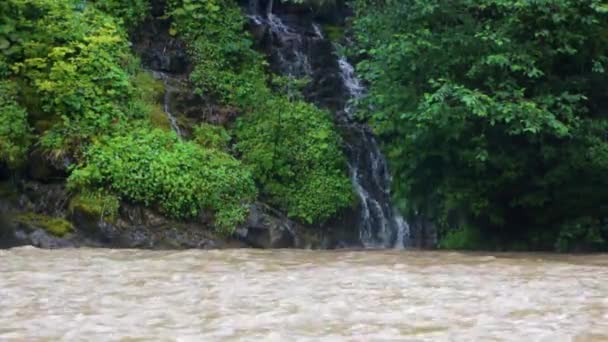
left=247, top=0, right=410, bottom=248
left=151, top=71, right=183, bottom=137
left=336, top=55, right=410, bottom=249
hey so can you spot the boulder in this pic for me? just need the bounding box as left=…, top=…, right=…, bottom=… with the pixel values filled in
left=237, top=203, right=296, bottom=248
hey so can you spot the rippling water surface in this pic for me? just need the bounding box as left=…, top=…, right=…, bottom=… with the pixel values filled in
left=1, top=248, right=607, bottom=341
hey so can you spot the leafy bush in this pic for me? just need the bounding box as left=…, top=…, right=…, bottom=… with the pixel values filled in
left=555, top=218, right=608, bottom=252
left=438, top=224, right=485, bottom=251
left=2, top=0, right=146, bottom=159
left=0, top=81, right=32, bottom=168
left=90, top=0, right=149, bottom=29
left=68, top=128, right=257, bottom=233
left=168, top=0, right=267, bottom=106
left=169, top=0, right=353, bottom=224
left=236, top=97, right=353, bottom=223
left=193, top=123, right=231, bottom=150
left=353, top=0, right=608, bottom=250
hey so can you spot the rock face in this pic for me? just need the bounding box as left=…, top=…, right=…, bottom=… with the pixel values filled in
left=0, top=181, right=353, bottom=250
left=0, top=181, right=245, bottom=249
left=408, top=217, right=438, bottom=249
left=236, top=203, right=361, bottom=249
left=132, top=16, right=189, bottom=75
left=237, top=203, right=296, bottom=248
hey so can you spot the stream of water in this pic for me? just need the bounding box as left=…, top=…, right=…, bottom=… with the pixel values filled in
left=248, top=1, right=410, bottom=248
left=1, top=248, right=607, bottom=340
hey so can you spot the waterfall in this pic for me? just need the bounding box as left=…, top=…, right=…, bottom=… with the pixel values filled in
left=151, top=71, right=183, bottom=137
left=247, top=1, right=410, bottom=248
left=336, top=55, right=410, bottom=248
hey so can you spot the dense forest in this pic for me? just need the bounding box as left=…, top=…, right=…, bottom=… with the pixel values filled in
left=1, top=0, right=607, bottom=251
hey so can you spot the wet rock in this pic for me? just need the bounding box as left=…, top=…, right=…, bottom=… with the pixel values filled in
left=408, top=216, right=438, bottom=249
left=131, top=18, right=189, bottom=74
left=26, top=150, right=68, bottom=182
left=14, top=229, right=75, bottom=249
left=0, top=214, right=77, bottom=249
left=0, top=181, right=246, bottom=250
left=72, top=203, right=245, bottom=250
left=19, top=182, right=69, bottom=216
left=237, top=203, right=362, bottom=249
left=238, top=203, right=296, bottom=248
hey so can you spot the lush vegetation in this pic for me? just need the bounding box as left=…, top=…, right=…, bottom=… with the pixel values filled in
left=5, top=0, right=606, bottom=250
left=0, top=0, right=352, bottom=234
left=68, top=128, right=257, bottom=232
left=0, top=0, right=255, bottom=233
left=236, top=97, right=353, bottom=223
left=1, top=0, right=147, bottom=160
left=352, top=0, right=608, bottom=251
left=0, top=81, right=31, bottom=168
left=168, top=0, right=353, bottom=224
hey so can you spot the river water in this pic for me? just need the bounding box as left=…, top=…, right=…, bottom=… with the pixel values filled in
left=1, top=248, right=607, bottom=341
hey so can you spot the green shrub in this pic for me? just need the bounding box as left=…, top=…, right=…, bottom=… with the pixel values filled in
left=168, top=0, right=267, bottom=106
left=0, top=81, right=32, bottom=168
left=555, top=218, right=608, bottom=252
left=193, top=123, right=231, bottom=150
left=236, top=97, right=353, bottom=223
left=2, top=0, right=147, bottom=159
left=90, top=0, right=150, bottom=29
left=438, top=224, right=485, bottom=250
left=68, top=128, right=257, bottom=233
left=169, top=0, right=354, bottom=224
left=353, top=0, right=608, bottom=249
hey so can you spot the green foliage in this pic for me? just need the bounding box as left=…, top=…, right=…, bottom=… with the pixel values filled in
left=438, top=224, right=485, bottom=250
left=353, top=0, right=608, bottom=250
left=169, top=0, right=353, bottom=224
left=90, top=0, right=149, bottom=29
left=68, top=128, right=257, bottom=233
left=193, top=123, right=231, bottom=150
left=236, top=97, right=353, bottom=223
left=282, top=0, right=338, bottom=11
left=13, top=212, right=73, bottom=237
left=0, top=81, right=32, bottom=168
left=168, top=0, right=267, bottom=106
left=555, top=218, right=608, bottom=252
left=2, top=0, right=146, bottom=159
left=131, top=70, right=171, bottom=131
left=133, top=70, right=165, bottom=104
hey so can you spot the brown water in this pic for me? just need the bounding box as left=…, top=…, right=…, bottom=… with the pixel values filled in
left=1, top=248, right=607, bottom=341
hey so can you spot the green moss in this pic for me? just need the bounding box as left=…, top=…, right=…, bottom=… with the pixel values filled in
left=69, top=192, right=120, bottom=222
left=149, top=104, right=172, bottom=131
left=322, top=25, right=344, bottom=43
left=133, top=71, right=165, bottom=104
left=13, top=213, right=73, bottom=237
left=193, top=123, right=231, bottom=150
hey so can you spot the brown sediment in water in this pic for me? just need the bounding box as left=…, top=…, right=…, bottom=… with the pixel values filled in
left=1, top=248, right=607, bottom=340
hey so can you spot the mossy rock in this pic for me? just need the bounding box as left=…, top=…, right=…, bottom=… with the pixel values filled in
left=133, top=70, right=165, bottom=103
left=149, top=104, right=172, bottom=131
left=322, top=24, right=344, bottom=43
left=12, top=213, right=73, bottom=237
left=69, top=192, right=119, bottom=222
